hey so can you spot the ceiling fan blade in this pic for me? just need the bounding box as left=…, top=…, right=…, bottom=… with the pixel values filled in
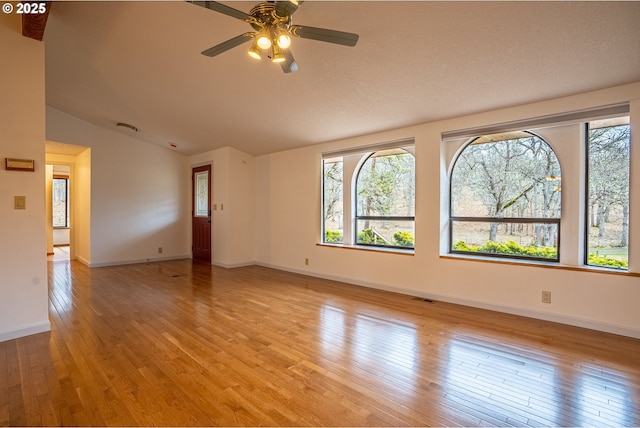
left=188, top=1, right=250, bottom=21
left=201, top=33, right=254, bottom=57
left=280, top=50, right=299, bottom=73
left=290, top=25, right=359, bottom=47
left=275, top=0, right=303, bottom=18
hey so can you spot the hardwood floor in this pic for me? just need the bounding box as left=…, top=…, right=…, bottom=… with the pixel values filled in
left=47, top=246, right=70, bottom=262
left=2, top=258, right=640, bottom=426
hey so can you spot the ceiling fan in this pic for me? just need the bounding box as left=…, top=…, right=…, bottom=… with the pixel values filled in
left=188, top=0, right=359, bottom=73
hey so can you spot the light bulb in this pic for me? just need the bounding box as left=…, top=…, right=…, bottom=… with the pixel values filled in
left=247, top=47, right=261, bottom=60
left=272, top=44, right=285, bottom=63
left=277, top=33, right=292, bottom=49
left=256, top=34, right=271, bottom=50
left=247, top=38, right=262, bottom=60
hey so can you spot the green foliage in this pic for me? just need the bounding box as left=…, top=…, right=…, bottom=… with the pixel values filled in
left=356, top=229, right=414, bottom=248
left=324, top=229, right=343, bottom=244
left=454, top=240, right=628, bottom=269
left=451, top=135, right=562, bottom=221
left=453, top=240, right=557, bottom=259
left=357, top=153, right=415, bottom=217
left=358, top=228, right=394, bottom=246
left=357, top=228, right=378, bottom=244
left=587, top=253, right=628, bottom=269
left=393, top=231, right=414, bottom=247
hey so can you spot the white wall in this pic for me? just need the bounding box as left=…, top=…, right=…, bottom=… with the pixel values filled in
left=74, top=148, right=91, bottom=263
left=53, top=229, right=69, bottom=246
left=189, top=146, right=256, bottom=267
left=0, top=14, right=50, bottom=342
left=45, top=164, right=54, bottom=253
left=227, top=148, right=256, bottom=265
left=46, top=107, right=191, bottom=267
left=255, top=82, right=640, bottom=339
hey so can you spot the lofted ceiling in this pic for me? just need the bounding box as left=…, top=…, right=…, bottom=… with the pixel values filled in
left=43, top=1, right=640, bottom=156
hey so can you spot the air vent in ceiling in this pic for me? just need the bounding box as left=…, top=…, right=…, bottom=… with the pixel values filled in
left=116, top=122, right=138, bottom=132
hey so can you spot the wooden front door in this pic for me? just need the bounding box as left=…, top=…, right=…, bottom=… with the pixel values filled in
left=192, top=165, right=212, bottom=263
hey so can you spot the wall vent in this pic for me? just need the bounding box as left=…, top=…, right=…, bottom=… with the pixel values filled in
left=116, top=122, right=139, bottom=132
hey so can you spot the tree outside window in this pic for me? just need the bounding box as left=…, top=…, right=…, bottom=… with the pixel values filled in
left=450, top=131, right=561, bottom=261
left=586, top=117, right=630, bottom=270
left=322, top=158, right=344, bottom=243
left=355, top=149, right=415, bottom=249
left=53, top=177, right=69, bottom=228
left=322, top=144, right=415, bottom=250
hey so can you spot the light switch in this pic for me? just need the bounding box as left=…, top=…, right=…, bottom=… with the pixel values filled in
left=15, top=196, right=26, bottom=210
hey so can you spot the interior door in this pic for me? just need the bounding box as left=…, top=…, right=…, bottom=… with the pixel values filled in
left=192, top=165, right=212, bottom=263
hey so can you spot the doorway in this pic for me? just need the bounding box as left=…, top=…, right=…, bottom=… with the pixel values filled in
left=192, top=165, right=212, bottom=263
left=45, top=141, right=91, bottom=265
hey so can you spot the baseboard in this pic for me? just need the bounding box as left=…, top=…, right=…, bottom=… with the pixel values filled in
left=423, top=293, right=640, bottom=340
left=212, top=260, right=256, bottom=269
left=87, top=255, right=191, bottom=268
left=255, top=261, right=640, bottom=340
left=76, top=255, right=91, bottom=266
left=0, top=321, right=51, bottom=343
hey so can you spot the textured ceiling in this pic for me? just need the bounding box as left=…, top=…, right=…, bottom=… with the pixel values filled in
left=43, top=1, right=640, bottom=156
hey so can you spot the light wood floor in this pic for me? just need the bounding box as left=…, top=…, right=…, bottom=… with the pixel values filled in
left=47, top=246, right=70, bottom=262
left=2, top=259, right=640, bottom=426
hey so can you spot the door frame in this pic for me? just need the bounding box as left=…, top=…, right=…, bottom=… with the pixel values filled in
left=192, top=164, right=212, bottom=263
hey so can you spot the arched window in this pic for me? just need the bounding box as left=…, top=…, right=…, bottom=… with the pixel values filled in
left=355, top=148, right=415, bottom=248
left=450, top=131, right=561, bottom=261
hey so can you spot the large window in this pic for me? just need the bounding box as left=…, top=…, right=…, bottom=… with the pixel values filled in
left=322, top=157, right=344, bottom=243
left=586, top=117, right=630, bottom=270
left=355, top=149, right=415, bottom=248
left=322, top=142, right=415, bottom=250
left=450, top=131, right=561, bottom=261
left=53, top=176, right=69, bottom=228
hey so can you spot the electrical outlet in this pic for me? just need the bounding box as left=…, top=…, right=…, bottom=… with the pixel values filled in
left=305, top=258, right=309, bottom=266
left=158, top=247, right=163, bottom=254
left=541, top=290, right=551, bottom=304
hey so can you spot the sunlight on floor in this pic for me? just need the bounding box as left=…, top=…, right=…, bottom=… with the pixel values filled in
left=48, top=245, right=70, bottom=262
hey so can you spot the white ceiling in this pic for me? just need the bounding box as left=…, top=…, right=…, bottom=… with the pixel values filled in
left=43, top=1, right=640, bottom=156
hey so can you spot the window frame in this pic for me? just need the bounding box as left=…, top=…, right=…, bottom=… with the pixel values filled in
left=448, top=132, right=562, bottom=263
left=321, top=140, right=416, bottom=252
left=52, top=175, right=70, bottom=229
left=321, top=157, right=344, bottom=244
left=584, top=117, right=630, bottom=271
left=353, top=150, right=415, bottom=250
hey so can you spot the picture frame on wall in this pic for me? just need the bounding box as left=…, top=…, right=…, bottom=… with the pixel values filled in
left=5, top=158, right=35, bottom=172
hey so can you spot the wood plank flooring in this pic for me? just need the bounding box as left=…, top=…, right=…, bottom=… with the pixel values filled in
left=2, top=258, right=640, bottom=426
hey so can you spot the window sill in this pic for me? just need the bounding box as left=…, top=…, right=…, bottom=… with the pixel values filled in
left=440, top=254, right=639, bottom=277
left=316, top=243, right=414, bottom=256
left=53, top=227, right=70, bottom=230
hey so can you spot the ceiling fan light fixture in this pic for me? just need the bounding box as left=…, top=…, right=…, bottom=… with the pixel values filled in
left=191, top=0, right=360, bottom=73
left=271, top=44, right=286, bottom=63
left=276, top=32, right=292, bottom=49
left=248, top=38, right=262, bottom=59
left=247, top=46, right=262, bottom=60
left=256, top=33, right=272, bottom=50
